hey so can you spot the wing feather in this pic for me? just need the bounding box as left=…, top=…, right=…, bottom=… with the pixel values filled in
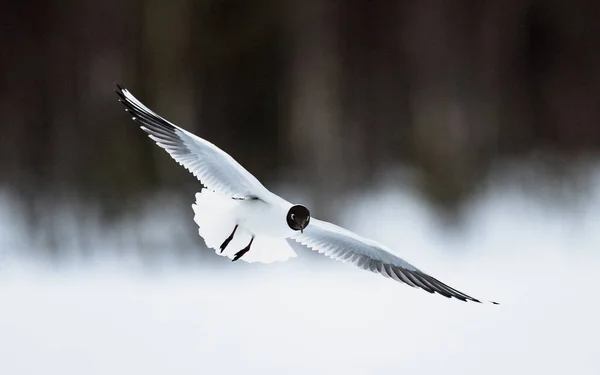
left=115, top=84, right=272, bottom=199
left=289, top=218, right=496, bottom=304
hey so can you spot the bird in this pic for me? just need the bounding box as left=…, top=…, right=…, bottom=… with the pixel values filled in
left=115, top=83, right=498, bottom=304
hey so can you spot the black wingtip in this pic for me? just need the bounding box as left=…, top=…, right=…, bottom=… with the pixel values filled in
left=114, top=83, right=127, bottom=101
left=114, top=86, right=126, bottom=101
left=457, top=297, right=500, bottom=305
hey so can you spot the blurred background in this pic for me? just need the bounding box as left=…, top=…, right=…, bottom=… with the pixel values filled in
left=1, top=1, right=599, bottom=374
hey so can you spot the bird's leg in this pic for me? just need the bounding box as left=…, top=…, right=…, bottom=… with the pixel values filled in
left=220, top=225, right=238, bottom=253
left=232, top=236, right=254, bottom=262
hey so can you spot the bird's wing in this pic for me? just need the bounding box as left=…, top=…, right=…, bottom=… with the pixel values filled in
left=288, top=218, right=494, bottom=303
left=115, top=84, right=272, bottom=199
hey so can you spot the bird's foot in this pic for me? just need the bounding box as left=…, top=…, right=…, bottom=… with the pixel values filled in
left=220, top=225, right=238, bottom=253
left=232, top=237, right=254, bottom=262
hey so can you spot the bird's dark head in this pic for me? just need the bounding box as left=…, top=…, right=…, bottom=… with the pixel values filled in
left=287, top=205, right=310, bottom=233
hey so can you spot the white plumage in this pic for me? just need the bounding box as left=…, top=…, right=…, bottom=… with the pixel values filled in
left=192, top=189, right=297, bottom=263
left=116, top=84, right=497, bottom=304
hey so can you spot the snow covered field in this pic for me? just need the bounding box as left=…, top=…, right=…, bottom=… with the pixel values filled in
left=1, top=172, right=599, bottom=375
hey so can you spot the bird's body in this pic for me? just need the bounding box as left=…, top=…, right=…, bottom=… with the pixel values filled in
left=234, top=196, right=295, bottom=239
left=116, top=84, right=497, bottom=304
left=192, top=189, right=298, bottom=263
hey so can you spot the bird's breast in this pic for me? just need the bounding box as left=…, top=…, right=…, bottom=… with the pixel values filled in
left=236, top=199, right=294, bottom=238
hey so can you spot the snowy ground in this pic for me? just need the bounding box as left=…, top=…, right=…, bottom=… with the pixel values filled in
left=1, top=172, right=599, bottom=375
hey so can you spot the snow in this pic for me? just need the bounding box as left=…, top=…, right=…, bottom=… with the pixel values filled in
left=0, top=173, right=599, bottom=375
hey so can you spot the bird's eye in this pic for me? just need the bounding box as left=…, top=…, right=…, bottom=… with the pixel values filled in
left=291, top=213, right=295, bottom=220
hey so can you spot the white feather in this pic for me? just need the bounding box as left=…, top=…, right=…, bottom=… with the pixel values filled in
left=116, top=84, right=495, bottom=303
left=117, top=85, right=274, bottom=200
left=288, top=219, right=490, bottom=303
left=192, top=190, right=296, bottom=263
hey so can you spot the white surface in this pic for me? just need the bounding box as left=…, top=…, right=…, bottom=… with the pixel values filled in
left=1, top=176, right=599, bottom=375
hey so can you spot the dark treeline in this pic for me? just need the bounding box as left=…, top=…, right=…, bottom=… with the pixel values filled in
left=1, top=0, right=599, bottom=250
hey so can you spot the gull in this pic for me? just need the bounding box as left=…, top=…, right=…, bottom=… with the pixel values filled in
left=115, top=84, right=497, bottom=304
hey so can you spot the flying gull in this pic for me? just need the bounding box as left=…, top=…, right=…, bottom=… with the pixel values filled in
left=115, top=84, right=498, bottom=304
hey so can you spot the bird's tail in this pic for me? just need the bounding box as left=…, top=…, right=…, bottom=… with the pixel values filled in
left=191, top=189, right=296, bottom=263
left=192, top=189, right=240, bottom=253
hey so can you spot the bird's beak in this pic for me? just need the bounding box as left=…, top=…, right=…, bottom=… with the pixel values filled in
left=300, top=218, right=309, bottom=233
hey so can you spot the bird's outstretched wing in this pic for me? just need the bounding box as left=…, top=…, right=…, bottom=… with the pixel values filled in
left=115, top=84, right=272, bottom=199
left=289, top=218, right=497, bottom=304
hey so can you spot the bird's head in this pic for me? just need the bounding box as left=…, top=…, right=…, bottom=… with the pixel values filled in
left=287, top=205, right=311, bottom=233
